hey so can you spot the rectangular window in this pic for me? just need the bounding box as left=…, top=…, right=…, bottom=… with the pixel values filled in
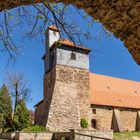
left=92, top=109, right=96, bottom=114
left=71, top=52, right=76, bottom=60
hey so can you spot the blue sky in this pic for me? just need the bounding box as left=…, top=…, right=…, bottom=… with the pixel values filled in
left=0, top=5, right=140, bottom=110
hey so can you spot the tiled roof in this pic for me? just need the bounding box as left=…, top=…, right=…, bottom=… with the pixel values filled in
left=54, top=39, right=91, bottom=52
left=90, top=73, right=140, bottom=109
left=48, top=25, right=59, bottom=31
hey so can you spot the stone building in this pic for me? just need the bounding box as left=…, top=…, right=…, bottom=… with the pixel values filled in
left=34, top=25, right=140, bottom=132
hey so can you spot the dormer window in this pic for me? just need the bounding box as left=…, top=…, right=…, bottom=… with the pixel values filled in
left=71, top=52, right=76, bottom=60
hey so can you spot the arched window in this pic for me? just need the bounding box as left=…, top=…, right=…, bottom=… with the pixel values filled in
left=71, top=52, right=76, bottom=60
left=91, top=119, right=97, bottom=129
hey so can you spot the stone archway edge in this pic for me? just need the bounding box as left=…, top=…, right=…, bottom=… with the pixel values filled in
left=0, top=0, right=140, bottom=65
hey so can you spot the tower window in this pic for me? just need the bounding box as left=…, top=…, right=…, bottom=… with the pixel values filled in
left=71, top=52, right=76, bottom=60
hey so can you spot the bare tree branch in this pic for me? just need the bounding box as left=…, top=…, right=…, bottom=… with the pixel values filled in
left=7, top=73, right=31, bottom=115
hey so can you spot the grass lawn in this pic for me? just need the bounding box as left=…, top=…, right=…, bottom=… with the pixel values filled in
left=114, top=132, right=140, bottom=140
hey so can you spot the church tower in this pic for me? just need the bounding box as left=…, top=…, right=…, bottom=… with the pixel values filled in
left=35, top=25, right=92, bottom=131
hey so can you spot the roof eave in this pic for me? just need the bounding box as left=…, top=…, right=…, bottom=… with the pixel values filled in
left=34, top=100, right=44, bottom=107
left=51, top=41, right=91, bottom=53
left=90, top=103, right=140, bottom=110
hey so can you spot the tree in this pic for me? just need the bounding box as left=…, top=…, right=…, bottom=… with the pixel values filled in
left=7, top=73, right=31, bottom=115
left=0, top=85, right=12, bottom=132
left=0, top=1, right=139, bottom=65
left=0, top=84, right=12, bottom=113
left=0, top=75, right=31, bottom=132
left=0, top=2, right=96, bottom=63
left=12, top=100, right=31, bottom=131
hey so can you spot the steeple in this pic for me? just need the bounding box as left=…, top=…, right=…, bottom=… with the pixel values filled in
left=35, top=25, right=92, bottom=131
left=44, top=25, right=60, bottom=73
left=43, top=25, right=91, bottom=74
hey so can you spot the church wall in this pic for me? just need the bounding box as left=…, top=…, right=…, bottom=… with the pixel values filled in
left=43, top=65, right=91, bottom=131
left=91, top=106, right=138, bottom=132
left=120, top=109, right=137, bottom=131
left=57, top=47, right=89, bottom=70
left=35, top=101, right=46, bottom=126
left=92, top=107, right=113, bottom=131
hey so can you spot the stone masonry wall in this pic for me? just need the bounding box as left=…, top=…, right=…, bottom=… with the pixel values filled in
left=55, top=65, right=92, bottom=125
left=43, top=65, right=91, bottom=131
left=74, top=129, right=113, bottom=140
left=35, top=101, right=48, bottom=127
left=35, top=101, right=44, bottom=125
left=0, top=131, right=113, bottom=140
left=92, top=106, right=138, bottom=131
left=93, top=107, right=113, bottom=131
left=120, top=109, right=137, bottom=131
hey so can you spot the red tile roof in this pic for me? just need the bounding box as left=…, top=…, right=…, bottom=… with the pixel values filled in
left=48, top=25, right=59, bottom=31
left=90, top=73, right=140, bottom=109
left=54, top=39, right=91, bottom=52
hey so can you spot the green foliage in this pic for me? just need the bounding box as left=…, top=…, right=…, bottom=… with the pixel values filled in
left=80, top=118, right=88, bottom=128
left=114, top=132, right=140, bottom=140
left=61, top=137, right=66, bottom=140
left=0, top=85, right=12, bottom=114
left=0, top=84, right=32, bottom=132
left=23, top=125, right=48, bottom=132
left=12, top=100, right=31, bottom=131
left=0, top=85, right=12, bottom=132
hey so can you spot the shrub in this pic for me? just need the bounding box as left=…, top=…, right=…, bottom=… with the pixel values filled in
left=23, top=125, right=48, bottom=132
left=61, top=137, right=66, bottom=140
left=80, top=118, right=88, bottom=128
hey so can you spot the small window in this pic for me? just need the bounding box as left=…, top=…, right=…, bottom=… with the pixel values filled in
left=91, top=119, right=97, bottom=128
left=92, top=109, right=96, bottom=114
left=71, top=52, right=76, bottom=60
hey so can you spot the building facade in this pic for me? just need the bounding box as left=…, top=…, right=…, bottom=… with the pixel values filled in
left=35, top=25, right=140, bottom=132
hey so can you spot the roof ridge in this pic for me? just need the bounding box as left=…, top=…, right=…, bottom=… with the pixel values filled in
left=90, top=72, right=140, bottom=84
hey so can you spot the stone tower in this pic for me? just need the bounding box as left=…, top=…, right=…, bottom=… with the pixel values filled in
left=35, top=25, right=92, bottom=131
